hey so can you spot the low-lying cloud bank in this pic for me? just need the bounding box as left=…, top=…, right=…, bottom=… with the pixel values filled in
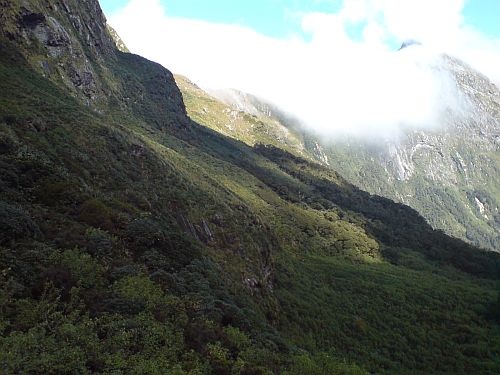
left=109, top=0, right=500, bottom=138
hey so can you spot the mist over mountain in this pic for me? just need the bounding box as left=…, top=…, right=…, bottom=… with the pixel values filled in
left=109, top=0, right=500, bottom=140
left=210, top=52, right=499, bottom=251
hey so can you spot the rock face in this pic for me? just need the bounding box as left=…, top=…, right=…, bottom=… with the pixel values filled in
left=0, top=0, right=187, bottom=123
left=0, top=0, right=116, bottom=102
left=106, top=23, right=129, bottom=53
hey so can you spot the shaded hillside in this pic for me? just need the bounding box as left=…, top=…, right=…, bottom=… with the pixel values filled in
left=0, top=1, right=499, bottom=374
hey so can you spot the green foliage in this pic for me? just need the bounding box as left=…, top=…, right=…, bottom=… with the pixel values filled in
left=223, top=326, right=251, bottom=351
left=276, top=255, right=499, bottom=374
left=0, top=22, right=498, bottom=375
left=284, top=353, right=368, bottom=375
left=84, top=228, right=115, bottom=259
left=78, top=198, right=114, bottom=230
left=34, top=177, right=85, bottom=207
left=126, top=218, right=201, bottom=269
left=1, top=324, right=96, bottom=374
left=57, top=248, right=105, bottom=289
left=0, top=201, right=40, bottom=245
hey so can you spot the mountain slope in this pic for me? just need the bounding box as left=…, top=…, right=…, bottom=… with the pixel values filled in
left=314, top=55, right=500, bottom=252
left=1, top=1, right=499, bottom=374
left=208, top=54, right=500, bottom=252
left=175, top=75, right=309, bottom=159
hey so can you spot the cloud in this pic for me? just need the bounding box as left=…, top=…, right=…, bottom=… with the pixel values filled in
left=109, top=0, right=500, bottom=138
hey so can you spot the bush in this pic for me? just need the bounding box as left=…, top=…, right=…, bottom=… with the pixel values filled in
left=0, top=201, right=40, bottom=245
left=84, top=228, right=114, bottom=258
left=78, top=198, right=114, bottom=230
left=34, top=178, right=85, bottom=207
left=126, top=218, right=201, bottom=267
left=126, top=218, right=165, bottom=248
left=0, top=242, right=56, bottom=294
left=57, top=248, right=105, bottom=289
left=284, top=353, right=368, bottom=375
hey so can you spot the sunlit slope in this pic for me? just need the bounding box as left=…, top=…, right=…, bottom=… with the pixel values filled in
left=175, top=75, right=310, bottom=158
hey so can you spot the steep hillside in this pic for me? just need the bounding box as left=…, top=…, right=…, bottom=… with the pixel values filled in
left=1, top=1, right=499, bottom=374
left=209, top=55, right=500, bottom=252
left=176, top=75, right=331, bottom=166
left=175, top=75, right=309, bottom=159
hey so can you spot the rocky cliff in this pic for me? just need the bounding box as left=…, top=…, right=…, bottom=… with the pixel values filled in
left=0, top=0, right=187, bottom=122
left=1, top=0, right=116, bottom=101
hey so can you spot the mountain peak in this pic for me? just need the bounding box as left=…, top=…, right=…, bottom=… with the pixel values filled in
left=398, top=39, right=423, bottom=50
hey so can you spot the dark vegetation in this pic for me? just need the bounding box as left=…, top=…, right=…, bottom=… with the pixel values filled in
left=0, top=3, right=499, bottom=373
left=254, top=145, right=498, bottom=278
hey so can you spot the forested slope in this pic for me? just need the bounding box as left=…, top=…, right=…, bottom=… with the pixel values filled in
left=0, top=1, right=499, bottom=374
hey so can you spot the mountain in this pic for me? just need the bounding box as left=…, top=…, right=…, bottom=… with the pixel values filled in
left=315, top=54, right=500, bottom=252
left=209, top=55, right=500, bottom=252
left=175, top=75, right=309, bottom=159
left=0, top=1, right=499, bottom=374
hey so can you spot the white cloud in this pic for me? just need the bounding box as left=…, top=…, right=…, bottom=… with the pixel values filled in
left=109, top=0, right=500, bottom=138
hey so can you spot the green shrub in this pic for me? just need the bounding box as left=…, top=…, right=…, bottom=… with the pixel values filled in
left=78, top=198, right=114, bottom=230
left=223, top=326, right=251, bottom=352
left=126, top=218, right=201, bottom=267
left=84, top=228, right=114, bottom=258
left=126, top=218, right=165, bottom=248
left=0, top=201, right=40, bottom=245
left=57, top=248, right=105, bottom=289
left=284, top=353, right=368, bottom=375
left=34, top=178, right=85, bottom=207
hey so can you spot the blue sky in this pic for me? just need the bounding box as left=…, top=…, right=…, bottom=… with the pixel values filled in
left=100, top=0, right=500, bottom=39
left=100, top=0, right=341, bottom=38
left=463, top=0, right=500, bottom=38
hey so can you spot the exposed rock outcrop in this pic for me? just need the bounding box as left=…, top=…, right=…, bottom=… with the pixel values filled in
left=0, top=0, right=187, bottom=124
